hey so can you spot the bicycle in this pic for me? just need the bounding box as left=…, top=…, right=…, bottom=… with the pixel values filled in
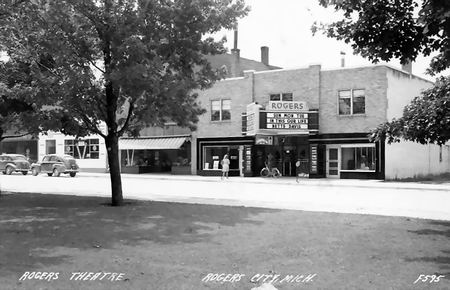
left=260, top=165, right=282, bottom=178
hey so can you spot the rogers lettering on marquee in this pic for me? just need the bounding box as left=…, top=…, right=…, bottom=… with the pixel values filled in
left=268, top=101, right=308, bottom=111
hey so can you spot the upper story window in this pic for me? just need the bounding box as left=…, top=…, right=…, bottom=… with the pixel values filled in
left=211, top=99, right=231, bottom=121
left=338, top=89, right=365, bottom=115
left=270, top=93, right=293, bottom=102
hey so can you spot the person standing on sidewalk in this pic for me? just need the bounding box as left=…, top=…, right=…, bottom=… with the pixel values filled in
left=221, top=154, right=230, bottom=180
left=295, top=159, right=301, bottom=183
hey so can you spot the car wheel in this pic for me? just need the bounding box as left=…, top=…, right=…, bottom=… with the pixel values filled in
left=5, top=166, right=13, bottom=175
left=22, top=171, right=28, bottom=175
left=47, top=173, right=53, bottom=177
left=53, top=168, right=60, bottom=177
left=69, top=172, right=76, bottom=177
left=32, top=168, right=39, bottom=176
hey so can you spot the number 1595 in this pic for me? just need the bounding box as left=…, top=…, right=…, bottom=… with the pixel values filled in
left=414, top=274, right=445, bottom=284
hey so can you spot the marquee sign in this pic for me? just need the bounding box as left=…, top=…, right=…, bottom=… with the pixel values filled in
left=266, top=112, right=308, bottom=130
left=268, top=101, right=309, bottom=111
left=241, top=102, right=318, bottom=135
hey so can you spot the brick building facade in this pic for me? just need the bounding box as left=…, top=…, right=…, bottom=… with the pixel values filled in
left=28, top=44, right=449, bottom=179
left=194, top=64, right=450, bottom=179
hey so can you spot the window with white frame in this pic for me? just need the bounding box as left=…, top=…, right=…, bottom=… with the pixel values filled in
left=270, top=93, right=293, bottom=102
left=341, top=144, right=375, bottom=171
left=64, top=139, right=100, bottom=159
left=45, top=140, right=56, bottom=154
left=211, top=99, right=231, bottom=121
left=202, top=145, right=239, bottom=170
left=338, top=89, right=365, bottom=115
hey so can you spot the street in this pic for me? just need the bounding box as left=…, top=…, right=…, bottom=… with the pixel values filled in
left=1, top=173, right=449, bottom=221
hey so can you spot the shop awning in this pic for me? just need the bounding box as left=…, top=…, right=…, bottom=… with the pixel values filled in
left=119, top=135, right=189, bottom=150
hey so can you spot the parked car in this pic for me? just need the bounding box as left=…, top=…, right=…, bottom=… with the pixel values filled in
left=31, top=154, right=79, bottom=177
left=0, top=154, right=31, bottom=175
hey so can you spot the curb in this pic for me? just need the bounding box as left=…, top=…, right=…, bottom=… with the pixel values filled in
left=77, top=172, right=450, bottom=192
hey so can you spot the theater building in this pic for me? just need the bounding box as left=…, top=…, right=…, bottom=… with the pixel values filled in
left=193, top=64, right=450, bottom=179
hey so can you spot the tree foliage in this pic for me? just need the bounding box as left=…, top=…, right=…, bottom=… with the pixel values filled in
left=0, top=59, right=66, bottom=141
left=0, top=0, right=248, bottom=205
left=315, top=0, right=450, bottom=145
left=370, top=76, right=450, bottom=145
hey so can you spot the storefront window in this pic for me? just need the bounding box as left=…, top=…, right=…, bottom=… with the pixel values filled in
left=203, top=146, right=228, bottom=170
left=46, top=140, right=56, bottom=154
left=64, top=139, right=99, bottom=159
left=203, top=146, right=239, bottom=170
left=341, top=145, right=375, bottom=171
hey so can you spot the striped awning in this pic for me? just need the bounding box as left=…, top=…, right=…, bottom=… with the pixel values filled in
left=119, top=136, right=189, bottom=150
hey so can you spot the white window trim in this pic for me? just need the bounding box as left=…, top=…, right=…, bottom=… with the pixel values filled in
left=340, top=144, right=376, bottom=172
left=269, top=92, right=293, bottom=102
left=210, top=99, right=231, bottom=122
left=341, top=143, right=375, bottom=148
left=338, top=89, right=365, bottom=116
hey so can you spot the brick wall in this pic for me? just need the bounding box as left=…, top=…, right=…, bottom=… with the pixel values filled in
left=319, top=66, right=388, bottom=134
left=194, top=75, right=253, bottom=138
left=253, top=65, right=321, bottom=109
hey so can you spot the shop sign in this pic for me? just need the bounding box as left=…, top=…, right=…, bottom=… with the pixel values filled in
left=265, top=112, right=308, bottom=130
left=255, top=135, right=273, bottom=145
left=310, top=145, right=318, bottom=174
left=245, top=103, right=261, bottom=136
left=268, top=101, right=308, bottom=111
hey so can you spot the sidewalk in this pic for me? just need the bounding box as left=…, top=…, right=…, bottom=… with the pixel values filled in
left=79, top=171, right=450, bottom=191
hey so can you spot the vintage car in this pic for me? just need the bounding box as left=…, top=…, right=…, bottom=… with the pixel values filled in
left=31, top=154, right=79, bottom=177
left=0, top=154, right=31, bottom=175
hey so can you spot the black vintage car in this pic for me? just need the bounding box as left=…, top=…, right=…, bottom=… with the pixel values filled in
left=0, top=154, right=31, bottom=175
left=31, top=154, right=79, bottom=177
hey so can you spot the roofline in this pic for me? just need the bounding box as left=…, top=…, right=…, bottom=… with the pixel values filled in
left=322, top=64, right=434, bottom=84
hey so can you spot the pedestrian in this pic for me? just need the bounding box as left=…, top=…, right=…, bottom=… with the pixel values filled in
left=295, top=159, right=301, bottom=183
left=221, top=154, right=230, bottom=180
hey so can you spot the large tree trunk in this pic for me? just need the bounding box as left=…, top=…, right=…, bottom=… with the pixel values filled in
left=105, top=134, right=123, bottom=206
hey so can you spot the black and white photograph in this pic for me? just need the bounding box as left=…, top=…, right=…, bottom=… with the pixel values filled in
left=0, top=0, right=449, bottom=289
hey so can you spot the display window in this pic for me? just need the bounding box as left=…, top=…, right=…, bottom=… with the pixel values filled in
left=203, top=145, right=239, bottom=170
left=341, top=144, right=375, bottom=171
left=46, top=140, right=56, bottom=154
left=64, top=139, right=100, bottom=159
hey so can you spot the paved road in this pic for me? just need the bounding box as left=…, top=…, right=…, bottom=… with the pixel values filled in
left=1, top=172, right=449, bottom=220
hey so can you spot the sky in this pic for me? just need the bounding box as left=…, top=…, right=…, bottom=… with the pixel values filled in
left=213, top=0, right=438, bottom=81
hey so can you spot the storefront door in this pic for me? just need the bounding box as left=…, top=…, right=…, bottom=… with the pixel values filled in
left=326, top=145, right=340, bottom=178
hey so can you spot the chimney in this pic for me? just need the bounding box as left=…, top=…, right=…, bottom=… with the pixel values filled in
left=261, top=46, right=269, bottom=66
left=340, top=51, right=346, bottom=68
left=230, top=29, right=240, bottom=77
left=231, top=29, right=240, bottom=58
left=401, top=60, right=412, bottom=75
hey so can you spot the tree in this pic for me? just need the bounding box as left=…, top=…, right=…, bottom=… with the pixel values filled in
left=0, top=0, right=248, bottom=206
left=314, top=0, right=450, bottom=145
left=0, top=60, right=51, bottom=142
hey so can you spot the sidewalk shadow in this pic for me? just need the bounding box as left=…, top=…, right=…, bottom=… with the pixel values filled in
left=0, top=192, right=278, bottom=274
